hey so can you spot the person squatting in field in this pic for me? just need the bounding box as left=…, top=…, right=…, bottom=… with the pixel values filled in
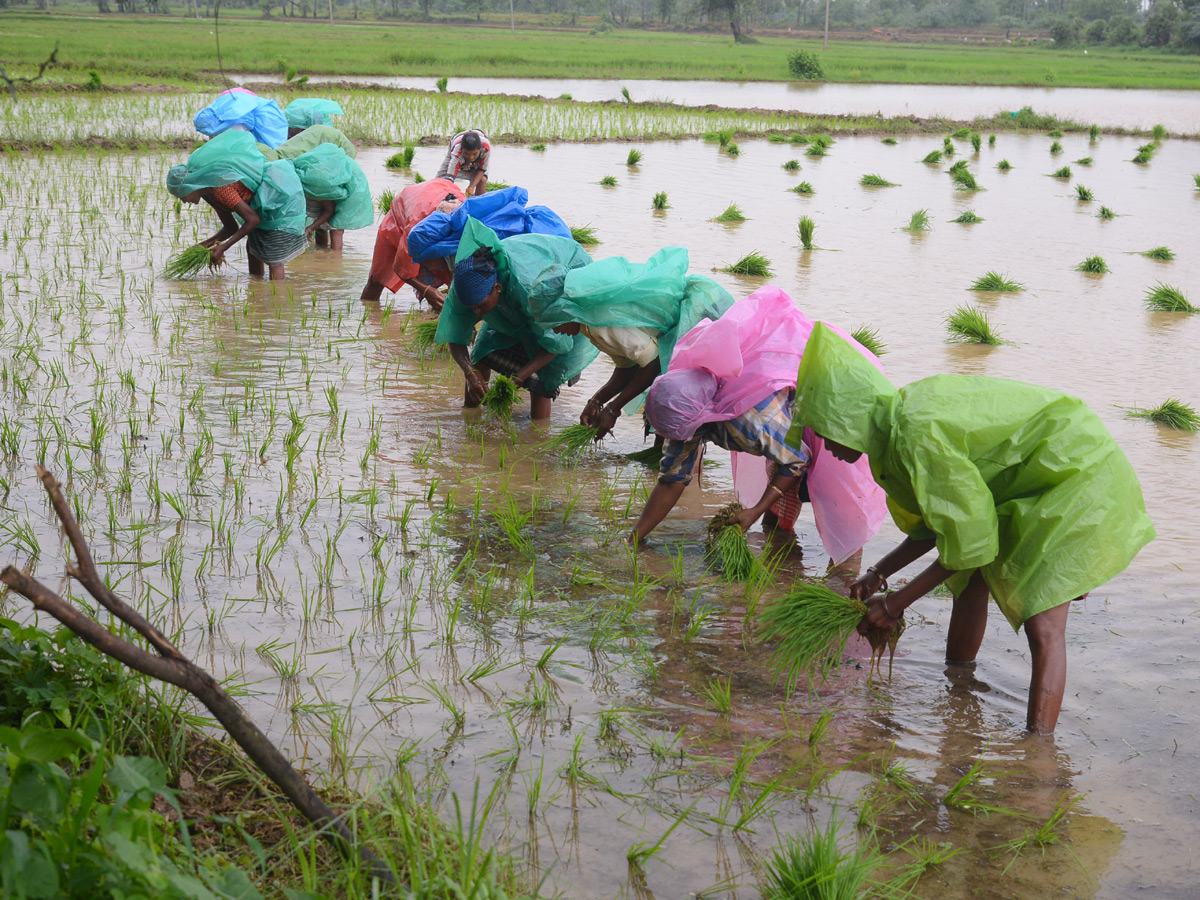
left=437, top=129, right=491, bottom=197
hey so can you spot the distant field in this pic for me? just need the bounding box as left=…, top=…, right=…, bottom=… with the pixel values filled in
left=2, top=13, right=1199, bottom=89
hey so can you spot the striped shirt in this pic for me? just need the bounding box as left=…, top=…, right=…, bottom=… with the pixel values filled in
left=436, top=130, right=491, bottom=179
left=658, top=388, right=809, bottom=485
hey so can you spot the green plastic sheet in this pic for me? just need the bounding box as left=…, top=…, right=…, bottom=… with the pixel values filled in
left=284, top=98, right=344, bottom=130
left=791, top=322, right=1156, bottom=629
left=258, top=125, right=358, bottom=161
left=435, top=218, right=598, bottom=393
left=290, top=144, right=373, bottom=231
left=166, top=129, right=265, bottom=197
left=251, top=159, right=307, bottom=235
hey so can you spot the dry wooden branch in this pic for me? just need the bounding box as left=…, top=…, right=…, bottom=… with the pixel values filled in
left=0, top=465, right=398, bottom=887
left=0, top=44, right=60, bottom=101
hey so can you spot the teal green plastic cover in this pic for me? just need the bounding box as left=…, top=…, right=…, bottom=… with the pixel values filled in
left=290, top=144, right=373, bottom=231
left=284, top=98, right=344, bottom=129
left=250, top=159, right=306, bottom=235
left=260, top=125, right=358, bottom=161
left=166, top=130, right=265, bottom=197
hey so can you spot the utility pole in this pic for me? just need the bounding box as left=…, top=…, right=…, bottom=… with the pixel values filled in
left=329, top=0, right=334, bottom=24
left=823, top=0, right=830, bottom=49
left=510, top=0, right=515, bottom=31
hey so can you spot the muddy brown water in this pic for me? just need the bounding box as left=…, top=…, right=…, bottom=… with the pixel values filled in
left=0, top=130, right=1196, bottom=898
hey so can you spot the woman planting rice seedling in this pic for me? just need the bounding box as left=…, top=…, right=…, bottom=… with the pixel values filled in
left=193, top=88, right=288, bottom=147
left=166, top=129, right=307, bottom=281
left=791, top=323, right=1155, bottom=733
left=283, top=98, right=344, bottom=137
left=628, top=287, right=887, bottom=566
left=290, top=144, right=373, bottom=251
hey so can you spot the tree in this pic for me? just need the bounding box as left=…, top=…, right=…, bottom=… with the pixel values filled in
left=1142, top=0, right=1179, bottom=45
left=700, top=0, right=753, bottom=42
left=1105, top=12, right=1138, bottom=41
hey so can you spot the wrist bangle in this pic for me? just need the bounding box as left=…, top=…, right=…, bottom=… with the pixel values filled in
left=882, top=593, right=901, bottom=619
left=768, top=484, right=784, bottom=497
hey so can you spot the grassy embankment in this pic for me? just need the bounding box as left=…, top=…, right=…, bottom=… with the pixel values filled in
left=1, top=12, right=1199, bottom=89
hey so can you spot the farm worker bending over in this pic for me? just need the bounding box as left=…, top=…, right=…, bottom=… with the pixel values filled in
left=437, top=129, right=491, bottom=196
left=259, top=124, right=358, bottom=161
left=290, top=144, right=374, bottom=251
left=284, top=98, right=344, bottom=138
left=534, top=246, right=734, bottom=439
left=360, top=179, right=466, bottom=309
left=193, top=88, right=288, bottom=148
left=435, top=218, right=598, bottom=420
left=629, top=287, right=887, bottom=564
left=792, top=322, right=1156, bottom=734
left=167, top=130, right=307, bottom=282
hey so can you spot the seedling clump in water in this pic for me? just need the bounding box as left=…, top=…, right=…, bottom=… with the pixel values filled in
left=850, top=325, right=886, bottom=356
left=705, top=503, right=768, bottom=585
left=791, top=181, right=815, bottom=195
left=570, top=224, right=600, bottom=244
left=782, top=159, right=801, bottom=171
left=1144, top=283, right=1197, bottom=312
left=1076, top=255, right=1109, bottom=274
left=164, top=245, right=220, bottom=279
left=385, top=145, right=415, bottom=169
left=970, top=271, right=1023, bottom=292
left=797, top=216, right=815, bottom=250
left=922, top=150, right=943, bottom=164
left=860, top=173, right=895, bottom=186
left=542, top=423, right=601, bottom=462
left=1142, top=246, right=1174, bottom=261
left=599, top=175, right=618, bottom=186
left=905, top=209, right=930, bottom=232
left=713, top=203, right=747, bottom=222
left=951, top=210, right=983, bottom=223
left=946, top=304, right=1005, bottom=344
left=722, top=251, right=773, bottom=276
left=1075, top=184, right=1094, bottom=201
left=1126, top=399, right=1199, bottom=432
left=652, top=191, right=669, bottom=210
left=482, top=374, right=522, bottom=419
left=626, top=148, right=643, bottom=166
left=377, top=188, right=395, bottom=214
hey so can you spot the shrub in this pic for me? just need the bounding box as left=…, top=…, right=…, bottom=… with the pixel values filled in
left=1085, top=19, right=1107, bottom=43
left=1106, top=14, right=1139, bottom=44
left=1048, top=16, right=1082, bottom=45
left=1142, top=1, right=1178, bottom=46
left=787, top=50, right=824, bottom=81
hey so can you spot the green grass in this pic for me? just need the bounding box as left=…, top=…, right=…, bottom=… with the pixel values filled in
left=1075, top=184, right=1094, bottom=201
left=570, top=224, right=600, bottom=244
left=952, top=169, right=980, bottom=190
left=791, top=181, right=815, bottom=195
left=1050, top=166, right=1072, bottom=179
left=542, top=423, right=600, bottom=462
left=1075, top=156, right=1093, bottom=165
left=377, top=187, right=395, bottom=214
left=970, top=271, right=1023, bottom=292
left=386, top=145, right=416, bottom=169
left=1143, top=246, right=1175, bottom=261
left=970, top=132, right=982, bottom=152
left=1193, top=173, right=1200, bottom=189
left=946, top=304, right=1004, bottom=344
left=163, top=245, right=218, bottom=279
left=1098, top=205, right=1116, bottom=219
left=881, top=137, right=898, bottom=145
left=709, top=526, right=768, bottom=585
left=997, top=159, right=1012, bottom=170
left=1144, top=283, right=1197, bottom=312
left=725, top=143, right=740, bottom=156
left=797, top=216, right=815, bottom=250
left=905, top=208, right=930, bottom=232
left=722, top=251, right=773, bottom=276
left=408, top=319, right=441, bottom=356
left=805, top=145, right=827, bottom=158
left=1050, top=140, right=1063, bottom=153
left=626, top=148, right=643, bottom=166
left=860, top=173, right=896, bottom=186
left=1126, top=399, right=1200, bottom=431
left=713, top=202, right=748, bottom=223
left=782, top=159, right=801, bottom=171
left=652, top=191, right=669, bottom=210
left=1090, top=123, right=1101, bottom=140
left=951, top=210, right=983, bottom=223
left=921, top=150, right=943, bottom=164
left=530, top=142, right=546, bottom=151
left=1076, top=255, right=1109, bottom=274
left=1132, top=148, right=1154, bottom=164
left=850, top=326, right=886, bottom=357
left=599, top=174, right=618, bottom=186
left=481, top=374, right=521, bottom=419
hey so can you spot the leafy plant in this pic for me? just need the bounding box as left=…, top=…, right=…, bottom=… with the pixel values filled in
left=970, top=132, right=982, bottom=152
left=716, top=128, right=735, bottom=146
left=1132, top=148, right=1153, bottom=164
left=952, top=169, right=979, bottom=190
left=542, top=423, right=600, bottom=462
left=570, top=224, right=600, bottom=244
left=942, top=757, right=1016, bottom=816
left=905, top=208, right=930, bottom=232
left=651, top=191, right=669, bottom=210
left=797, top=216, right=815, bottom=250
left=997, top=159, right=1012, bottom=170
left=481, top=374, right=521, bottom=419
left=791, top=181, right=815, bottom=195
left=385, top=145, right=416, bottom=169
left=626, top=148, right=642, bottom=166
left=850, top=325, right=886, bottom=357
left=1097, top=205, right=1115, bottom=219
left=1126, top=399, right=1199, bottom=431
left=970, top=271, right=1023, bottom=292
left=921, top=150, right=943, bottom=164
left=1193, top=173, right=1200, bottom=189
left=1144, top=283, right=1197, bottom=312
left=1089, top=123, right=1101, bottom=140
left=951, top=210, right=983, bottom=223
left=722, top=251, right=773, bottom=276
left=761, top=817, right=882, bottom=900
left=1076, top=255, right=1109, bottom=273
left=1152, top=123, right=1167, bottom=140
left=860, top=173, right=895, bottom=186
left=706, top=504, right=768, bottom=584
left=946, top=304, right=1005, bottom=344
left=1142, top=246, right=1175, bottom=260
left=84, top=70, right=103, bottom=92
left=993, top=794, right=1079, bottom=871
left=758, top=581, right=872, bottom=687
left=409, top=319, right=441, bottom=355
left=988, top=133, right=996, bottom=145
left=164, top=245, right=220, bottom=279
left=805, top=144, right=826, bottom=157
left=1075, top=184, right=1094, bottom=201
left=1050, top=140, right=1063, bottom=153
left=787, top=49, right=824, bottom=80
left=1075, top=156, right=1093, bottom=165
left=435, top=76, right=448, bottom=92
left=713, top=202, right=747, bottom=222
left=530, top=142, right=546, bottom=151
left=621, top=85, right=632, bottom=103
left=599, top=174, right=618, bottom=186
left=725, top=143, right=740, bottom=156
left=951, top=126, right=971, bottom=139
left=782, top=158, right=801, bottom=171
left=699, top=675, right=734, bottom=714
left=377, top=187, right=395, bottom=214
left=1047, top=128, right=1063, bottom=137
left=881, top=137, right=898, bottom=145
left=1050, top=166, right=1072, bottom=178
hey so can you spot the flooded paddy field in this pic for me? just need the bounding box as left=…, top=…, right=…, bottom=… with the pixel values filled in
left=0, top=128, right=1197, bottom=898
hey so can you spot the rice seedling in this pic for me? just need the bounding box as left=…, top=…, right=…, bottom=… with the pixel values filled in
left=789, top=133, right=810, bottom=144
left=725, top=143, right=740, bottom=156
left=951, top=210, right=983, bottom=223
left=758, top=581, right=873, bottom=687
left=716, top=128, right=735, bottom=146
left=705, top=503, right=768, bottom=585
left=997, top=159, right=1012, bottom=170
left=481, top=374, right=521, bottom=420
left=850, top=326, right=886, bottom=357
left=791, top=181, right=815, bottom=195
left=881, top=137, right=898, bottom=145
left=1075, top=156, right=1093, bottom=165
left=860, top=173, right=895, bottom=187
left=377, top=188, right=395, bottom=214
left=797, top=216, right=815, bottom=250
left=1089, top=123, right=1101, bottom=140
left=1047, top=129, right=1063, bottom=137
left=905, top=209, right=930, bottom=232
left=722, top=251, right=773, bottom=276
left=651, top=191, right=669, bottom=210
left=1193, top=174, right=1200, bottom=189
left=947, top=160, right=969, bottom=175
left=1097, top=205, right=1115, bottom=219
left=883, top=837, right=964, bottom=892
left=1144, top=282, right=1196, bottom=312
left=942, top=757, right=1016, bottom=816
left=1132, top=149, right=1153, bottom=164
left=1074, top=184, right=1094, bottom=201
left=385, top=145, right=416, bottom=169
left=951, top=126, right=971, bottom=139
left=921, top=150, right=943, bottom=164
left=163, top=245, right=220, bottom=279
left=946, top=304, right=1005, bottom=345
left=760, top=817, right=882, bottom=900
left=530, top=143, right=546, bottom=151
left=713, top=202, right=747, bottom=223
left=412, top=172, right=426, bottom=184
left=435, top=76, right=448, bottom=92
left=1050, top=166, right=1072, bottom=179
left=1142, top=246, right=1175, bottom=260
left=782, top=159, right=801, bottom=171
left=810, top=134, right=834, bottom=149
left=1076, top=255, right=1109, bottom=274
left=970, top=132, right=982, bottom=152
left=952, top=170, right=979, bottom=191
left=626, top=148, right=642, bottom=166
left=541, top=422, right=600, bottom=462
left=988, top=133, right=996, bottom=145
left=599, top=174, right=617, bottom=186
left=970, top=271, right=1023, bottom=292
left=620, top=86, right=632, bottom=103
left=1050, top=140, right=1063, bottom=154
left=992, top=794, right=1078, bottom=871
left=699, top=675, right=734, bottom=715
left=409, top=319, right=440, bottom=355
left=570, top=224, right=600, bottom=244
left=1153, top=124, right=1167, bottom=140
left=804, top=145, right=826, bottom=157
left=943, top=137, right=955, bottom=156
left=1126, top=399, right=1199, bottom=431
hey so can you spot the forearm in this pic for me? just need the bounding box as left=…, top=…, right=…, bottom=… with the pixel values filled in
left=870, top=536, right=938, bottom=580
left=882, top=558, right=952, bottom=614
left=592, top=367, right=638, bottom=406
left=448, top=343, right=474, bottom=376
left=310, top=201, right=336, bottom=231
left=514, top=348, right=557, bottom=383
left=607, top=360, right=661, bottom=410
left=403, top=278, right=443, bottom=305
left=630, top=480, right=687, bottom=543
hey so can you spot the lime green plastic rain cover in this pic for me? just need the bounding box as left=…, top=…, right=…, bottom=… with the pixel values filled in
left=166, top=129, right=265, bottom=197
left=534, top=247, right=734, bottom=372
left=259, top=125, right=358, bottom=161
left=290, top=144, right=373, bottom=231
left=435, top=218, right=598, bottom=393
left=791, top=321, right=1156, bottom=629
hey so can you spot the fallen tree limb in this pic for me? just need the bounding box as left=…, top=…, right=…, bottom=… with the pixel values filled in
left=0, top=465, right=399, bottom=887
left=1, top=44, right=60, bottom=101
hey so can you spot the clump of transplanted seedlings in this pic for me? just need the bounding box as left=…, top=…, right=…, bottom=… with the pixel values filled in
left=1132, top=146, right=1154, bottom=164
left=947, top=304, right=1005, bottom=345
left=725, top=143, right=740, bottom=156
left=542, top=423, right=601, bottom=462
left=952, top=169, right=979, bottom=190
left=951, top=126, right=971, bottom=139
left=713, top=203, right=747, bottom=222
left=1126, top=399, right=1199, bottom=432
left=163, top=245, right=221, bottom=279
left=652, top=191, right=669, bottom=210
left=760, top=817, right=882, bottom=900
left=943, top=757, right=1015, bottom=815
left=570, top=224, right=600, bottom=244
left=797, top=216, right=815, bottom=250
left=412, top=172, right=426, bottom=183
left=722, top=251, right=773, bottom=276
left=805, top=144, right=827, bottom=157
left=626, top=442, right=664, bottom=467
left=436, top=76, right=448, bottom=92
left=970, top=132, right=982, bottom=152
left=782, top=159, right=801, bottom=171
left=1142, top=246, right=1174, bottom=261
left=906, top=209, right=930, bottom=232
left=1193, top=173, right=1200, bottom=189
left=377, top=188, right=395, bottom=214
left=530, top=143, right=546, bottom=151
left=881, top=137, right=898, bottom=145
left=1075, top=184, right=1094, bottom=201
left=1089, top=123, right=1101, bottom=141
left=1050, top=140, right=1063, bottom=154
left=385, top=145, right=416, bottom=169
left=922, top=150, right=943, bottom=164
left=993, top=794, right=1079, bottom=872
left=850, top=325, right=886, bottom=357
left=791, top=181, right=815, bottom=195
left=599, top=174, right=618, bottom=186
left=481, top=374, right=521, bottom=419
left=988, top=133, right=996, bottom=145
left=1076, top=255, right=1109, bottom=274
left=1144, top=283, right=1197, bottom=312
left=409, top=319, right=441, bottom=355
left=970, top=271, right=1023, bottom=292
left=705, top=502, right=768, bottom=585
left=1050, top=166, right=1072, bottom=179
left=951, top=210, right=983, bottom=223
left=1098, top=205, right=1116, bottom=219
left=860, top=173, right=896, bottom=186
left=1075, top=156, right=1093, bottom=166
left=943, top=137, right=955, bottom=156
left=626, top=148, right=642, bottom=166
left=997, top=159, right=1012, bottom=170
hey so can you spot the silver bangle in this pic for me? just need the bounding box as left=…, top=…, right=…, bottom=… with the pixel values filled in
left=882, top=593, right=901, bottom=619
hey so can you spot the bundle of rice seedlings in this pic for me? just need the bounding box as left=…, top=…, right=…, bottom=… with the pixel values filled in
left=881, top=137, right=898, bottom=145
left=377, top=188, right=395, bottom=215
left=1047, top=128, right=1063, bottom=137
left=1076, top=255, right=1109, bottom=274
left=946, top=304, right=1004, bottom=344
left=713, top=203, right=747, bottom=223
left=621, top=86, right=632, bottom=103
left=943, top=137, right=955, bottom=156
left=1126, top=399, right=1199, bottom=432
left=705, top=503, right=767, bottom=585
left=625, top=442, right=664, bottom=467
left=1073, top=184, right=1094, bottom=201
left=760, top=817, right=882, bottom=900
left=626, top=148, right=643, bottom=166
left=726, top=144, right=740, bottom=156
left=1137, top=142, right=1156, bottom=154
left=1050, top=166, right=1071, bottom=179
left=759, top=581, right=874, bottom=687
left=1142, top=246, right=1175, bottom=261
left=951, top=126, right=971, bottom=139
left=988, top=133, right=996, bottom=145
left=435, top=76, right=448, bottom=92
left=542, top=423, right=600, bottom=462
left=952, top=170, right=979, bottom=191
left=1193, top=173, right=1200, bottom=189
left=409, top=319, right=441, bottom=355
left=1050, top=140, right=1063, bottom=154
left=797, top=216, right=815, bottom=250
left=173, top=197, right=182, bottom=215
left=951, top=210, right=983, bottom=223
left=481, top=374, right=522, bottom=419
left=722, top=251, right=773, bottom=276
left=1132, top=149, right=1153, bottom=164
left=651, top=191, right=670, bottom=210
left=385, top=145, right=415, bottom=169
left=860, top=173, right=895, bottom=186
left=412, top=172, right=426, bottom=184
left=530, top=143, right=546, bottom=151
left=164, top=245, right=220, bottom=279
left=804, top=145, right=827, bottom=157
left=810, top=134, right=833, bottom=149
left=970, top=132, right=982, bottom=152
left=1097, top=205, right=1115, bottom=219
left=997, top=159, right=1012, bottom=170
left=1075, top=156, right=1093, bottom=166
left=599, top=174, right=618, bottom=186
left=570, top=224, right=600, bottom=245
left=947, top=160, right=969, bottom=175
left=1144, top=282, right=1197, bottom=312
left=782, top=159, right=801, bottom=171
left=790, top=181, right=815, bottom=195
left=789, top=133, right=810, bottom=144
left=850, top=325, right=886, bottom=357
left=905, top=209, right=930, bottom=232
left=921, top=150, right=943, bottom=164
left=767, top=133, right=787, bottom=143
left=558, top=92, right=572, bottom=100
left=1089, top=124, right=1101, bottom=140
left=970, top=271, right=1023, bottom=292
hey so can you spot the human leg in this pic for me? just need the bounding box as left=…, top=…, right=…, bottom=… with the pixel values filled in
left=314, top=229, right=329, bottom=248
left=268, top=263, right=287, bottom=281
left=330, top=229, right=344, bottom=251
left=945, top=570, right=989, bottom=664
left=360, top=278, right=385, bottom=302
left=248, top=255, right=266, bottom=277
left=1024, top=600, right=1071, bottom=734
left=530, top=394, right=552, bottom=420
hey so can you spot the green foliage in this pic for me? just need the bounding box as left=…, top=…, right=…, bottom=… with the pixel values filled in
left=1193, top=173, right=1200, bottom=189
left=530, top=142, right=546, bottom=151
left=412, top=171, right=426, bottom=183
left=1047, top=129, right=1063, bottom=138
left=163, top=245, right=217, bottom=279
left=1049, top=140, right=1063, bottom=154
left=1076, top=255, right=1108, bottom=273
left=599, top=174, right=618, bottom=186
left=1132, top=148, right=1153, bottom=164
left=988, top=133, right=996, bottom=145
left=409, top=319, right=442, bottom=356
left=797, top=216, right=815, bottom=250
left=761, top=817, right=882, bottom=900
left=725, top=143, right=740, bottom=156
left=435, top=75, right=448, bottom=92
left=1152, top=124, right=1167, bottom=140
left=717, top=127, right=735, bottom=147
left=951, top=210, right=983, bottom=223
left=1050, top=166, right=1072, bottom=178
left=1144, top=282, right=1197, bottom=312
left=850, top=325, right=886, bottom=357
left=952, top=169, right=979, bottom=190
left=970, top=132, right=982, bottom=152
left=1075, top=156, right=1093, bottom=165
left=782, top=158, right=801, bottom=171
left=709, top=526, right=768, bottom=585
left=481, top=374, right=521, bottom=419
left=943, top=758, right=1015, bottom=816
left=542, top=423, right=600, bottom=463
left=386, top=145, right=416, bottom=169
left=758, top=582, right=868, bottom=688
left=950, top=126, right=971, bottom=139
left=997, top=159, right=1012, bottom=170
left=1075, top=184, right=1094, bottom=201
left=970, top=271, right=1023, bottom=292
left=377, top=187, right=395, bottom=214
left=921, top=150, right=943, bottom=164
left=620, top=85, right=632, bottom=103
left=722, top=251, right=773, bottom=276
left=1126, top=399, right=1199, bottom=431
left=713, top=202, right=747, bottom=222
left=651, top=191, right=669, bottom=210
left=787, top=49, right=824, bottom=81
left=791, top=181, right=815, bottom=195
left=84, top=70, right=103, bottom=92
left=881, top=137, right=898, bottom=145
left=570, top=224, right=600, bottom=244
left=860, top=173, right=895, bottom=186
left=1089, top=123, right=1101, bottom=140
left=626, top=148, right=642, bottom=166
left=946, top=304, right=1005, bottom=344
left=805, top=144, right=827, bottom=157
left=1097, top=205, right=1115, bottom=218
left=905, top=208, right=930, bottom=232
left=1142, top=246, right=1174, bottom=261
